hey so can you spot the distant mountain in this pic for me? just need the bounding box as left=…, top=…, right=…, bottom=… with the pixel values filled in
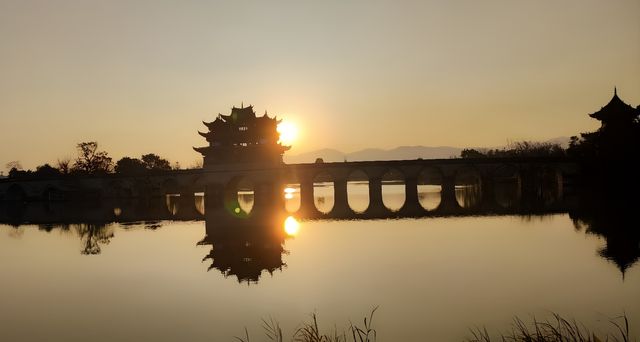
left=284, top=146, right=462, bottom=164
left=284, top=148, right=347, bottom=164
left=283, top=137, right=571, bottom=164
left=544, top=136, right=571, bottom=148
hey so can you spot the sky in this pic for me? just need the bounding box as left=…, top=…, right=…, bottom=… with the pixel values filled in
left=1, top=0, right=639, bottom=170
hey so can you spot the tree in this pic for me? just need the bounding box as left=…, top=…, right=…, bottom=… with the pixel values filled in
left=71, top=142, right=113, bottom=174
left=115, top=157, right=147, bottom=175
left=56, top=158, right=71, bottom=175
left=35, top=164, right=61, bottom=177
left=141, top=153, right=171, bottom=171
left=5, top=160, right=22, bottom=172
left=460, top=149, right=486, bottom=158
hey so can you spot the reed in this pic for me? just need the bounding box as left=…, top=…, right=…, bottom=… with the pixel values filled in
left=467, top=313, right=632, bottom=342
left=235, top=307, right=378, bottom=342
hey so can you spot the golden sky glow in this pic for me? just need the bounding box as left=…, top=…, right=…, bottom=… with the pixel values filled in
left=0, top=1, right=639, bottom=170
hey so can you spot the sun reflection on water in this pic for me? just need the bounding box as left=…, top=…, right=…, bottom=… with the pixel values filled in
left=284, top=216, right=300, bottom=236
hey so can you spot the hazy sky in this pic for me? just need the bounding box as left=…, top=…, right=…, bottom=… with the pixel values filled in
left=1, top=0, right=639, bottom=170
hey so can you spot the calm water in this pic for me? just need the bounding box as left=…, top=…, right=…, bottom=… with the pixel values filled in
left=1, top=187, right=638, bottom=341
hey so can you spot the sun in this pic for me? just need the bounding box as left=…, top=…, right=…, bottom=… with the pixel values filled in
left=277, top=121, right=298, bottom=146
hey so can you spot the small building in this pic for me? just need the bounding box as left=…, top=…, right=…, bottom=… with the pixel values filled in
left=586, top=88, right=639, bottom=159
left=194, top=105, right=290, bottom=168
left=588, top=88, right=638, bottom=131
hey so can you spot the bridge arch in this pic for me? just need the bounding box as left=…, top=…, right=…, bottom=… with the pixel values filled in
left=454, top=166, right=483, bottom=209
left=162, top=178, right=180, bottom=195
left=224, top=175, right=255, bottom=218
left=538, top=166, right=563, bottom=206
left=381, top=168, right=406, bottom=212
left=313, top=171, right=335, bottom=214
left=281, top=170, right=301, bottom=214
left=108, top=179, right=134, bottom=198
left=6, top=184, right=27, bottom=202
left=347, top=169, right=369, bottom=214
left=417, top=166, right=443, bottom=211
left=491, top=164, right=522, bottom=209
left=42, top=185, right=64, bottom=201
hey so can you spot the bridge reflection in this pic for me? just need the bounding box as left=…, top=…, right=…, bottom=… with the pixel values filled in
left=0, top=185, right=637, bottom=282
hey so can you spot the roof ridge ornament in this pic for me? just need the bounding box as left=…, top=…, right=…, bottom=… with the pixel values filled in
left=614, top=86, right=617, bottom=96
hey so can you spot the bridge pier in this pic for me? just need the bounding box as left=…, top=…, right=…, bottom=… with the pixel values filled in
left=480, top=175, right=497, bottom=211
left=205, top=183, right=225, bottom=212
left=176, top=191, right=203, bottom=219
left=298, top=177, right=320, bottom=218
left=253, top=181, right=283, bottom=217
left=400, top=176, right=424, bottom=216
left=330, top=178, right=353, bottom=218
left=437, top=175, right=460, bottom=214
left=365, top=176, right=388, bottom=217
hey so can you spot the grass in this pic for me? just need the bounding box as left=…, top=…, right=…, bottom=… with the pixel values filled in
left=234, top=310, right=633, bottom=342
left=234, top=307, right=378, bottom=342
left=467, top=313, right=632, bottom=342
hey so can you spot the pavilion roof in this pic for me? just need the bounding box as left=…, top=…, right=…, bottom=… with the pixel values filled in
left=589, top=88, right=638, bottom=122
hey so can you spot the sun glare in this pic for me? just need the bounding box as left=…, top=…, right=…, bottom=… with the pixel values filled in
left=284, top=216, right=300, bottom=236
left=277, top=121, right=298, bottom=146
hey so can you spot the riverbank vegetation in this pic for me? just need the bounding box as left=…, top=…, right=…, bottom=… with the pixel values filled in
left=235, top=310, right=633, bottom=342
left=4, top=141, right=179, bottom=179
left=235, top=308, right=378, bottom=342
left=467, top=313, right=632, bottom=342
left=460, top=141, right=566, bottom=159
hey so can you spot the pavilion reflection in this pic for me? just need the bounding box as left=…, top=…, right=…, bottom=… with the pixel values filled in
left=569, top=191, right=640, bottom=277
left=197, top=195, right=292, bottom=284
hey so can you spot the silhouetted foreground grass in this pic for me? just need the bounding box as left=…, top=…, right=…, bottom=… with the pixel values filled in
left=467, top=313, right=632, bottom=342
left=235, top=310, right=634, bottom=342
left=235, top=307, right=378, bottom=342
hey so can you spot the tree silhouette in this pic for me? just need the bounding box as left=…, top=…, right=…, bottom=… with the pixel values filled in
left=141, top=153, right=171, bottom=170
left=56, top=158, right=71, bottom=175
left=71, top=142, right=112, bottom=174
left=35, top=164, right=61, bottom=177
left=5, top=160, right=22, bottom=171
left=115, top=157, right=147, bottom=175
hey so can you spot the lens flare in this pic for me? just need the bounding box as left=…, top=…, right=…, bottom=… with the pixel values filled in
left=284, top=216, right=300, bottom=236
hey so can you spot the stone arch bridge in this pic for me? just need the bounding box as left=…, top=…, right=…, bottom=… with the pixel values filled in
left=0, top=158, right=579, bottom=219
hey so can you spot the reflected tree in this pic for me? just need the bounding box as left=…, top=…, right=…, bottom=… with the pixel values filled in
left=74, top=223, right=114, bottom=255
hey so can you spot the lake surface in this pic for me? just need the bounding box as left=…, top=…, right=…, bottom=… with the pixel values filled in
left=1, top=187, right=638, bottom=341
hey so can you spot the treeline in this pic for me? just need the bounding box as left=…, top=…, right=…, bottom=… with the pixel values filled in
left=460, top=141, right=566, bottom=159
left=4, top=141, right=185, bottom=179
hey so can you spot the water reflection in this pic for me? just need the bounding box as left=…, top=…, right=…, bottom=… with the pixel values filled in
left=455, top=185, right=482, bottom=209
left=198, top=203, right=293, bottom=283
left=569, top=192, right=640, bottom=276
left=347, top=170, right=369, bottom=214
left=313, top=173, right=335, bottom=214
left=0, top=182, right=637, bottom=278
left=494, top=181, right=521, bottom=209
left=455, top=168, right=482, bottom=208
left=284, top=185, right=300, bottom=213
left=418, top=187, right=442, bottom=211
left=418, top=167, right=442, bottom=211
left=75, top=223, right=114, bottom=255
left=382, top=169, right=405, bottom=212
